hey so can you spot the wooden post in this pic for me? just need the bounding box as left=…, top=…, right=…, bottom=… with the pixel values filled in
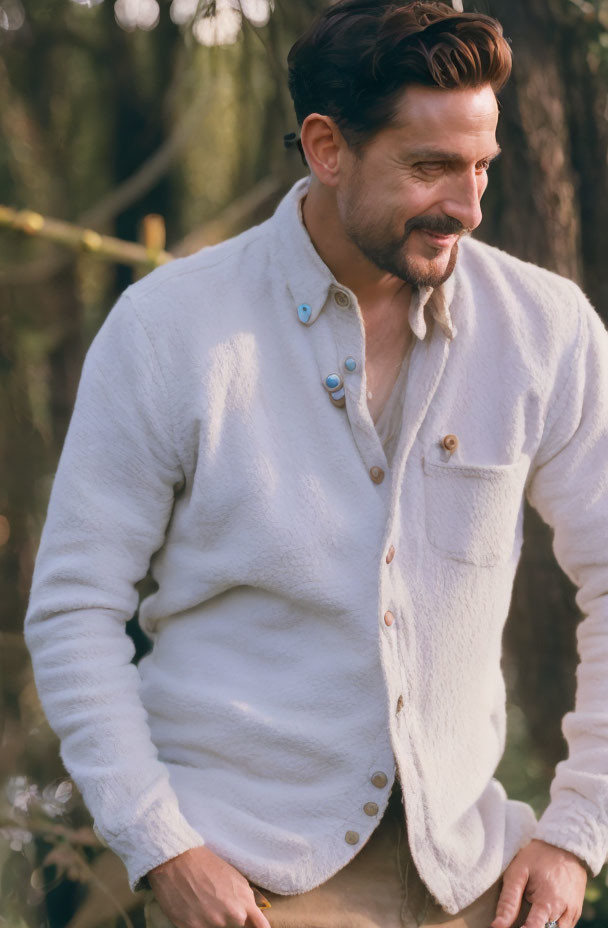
left=0, top=205, right=173, bottom=270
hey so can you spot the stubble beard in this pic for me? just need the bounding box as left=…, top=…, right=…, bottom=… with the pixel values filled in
left=342, top=188, right=466, bottom=289
left=347, top=224, right=461, bottom=289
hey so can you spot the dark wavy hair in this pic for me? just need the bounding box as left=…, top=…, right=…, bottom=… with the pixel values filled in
left=287, top=0, right=512, bottom=150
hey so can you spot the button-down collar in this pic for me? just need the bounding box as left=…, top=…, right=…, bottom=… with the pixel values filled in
left=273, top=176, right=458, bottom=341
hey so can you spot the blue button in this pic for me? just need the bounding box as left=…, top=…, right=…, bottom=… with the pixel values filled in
left=325, top=373, right=342, bottom=391
left=344, top=357, right=357, bottom=372
left=297, top=303, right=312, bottom=323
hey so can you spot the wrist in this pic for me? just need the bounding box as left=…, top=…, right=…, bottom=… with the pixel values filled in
left=532, top=839, right=591, bottom=875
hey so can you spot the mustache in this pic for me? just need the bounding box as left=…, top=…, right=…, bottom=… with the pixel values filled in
left=404, top=216, right=471, bottom=237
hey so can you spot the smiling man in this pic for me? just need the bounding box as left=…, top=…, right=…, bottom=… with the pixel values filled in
left=23, top=3, right=608, bottom=928
left=298, top=73, right=503, bottom=427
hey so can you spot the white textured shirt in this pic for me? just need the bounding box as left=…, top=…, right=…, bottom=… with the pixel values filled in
left=24, top=177, right=608, bottom=914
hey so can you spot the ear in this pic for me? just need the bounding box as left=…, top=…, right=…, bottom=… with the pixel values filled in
left=300, top=114, right=347, bottom=187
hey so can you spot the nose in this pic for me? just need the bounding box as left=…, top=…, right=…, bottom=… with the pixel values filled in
left=442, top=168, right=485, bottom=233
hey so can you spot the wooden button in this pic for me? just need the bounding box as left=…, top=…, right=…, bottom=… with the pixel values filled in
left=386, top=545, right=395, bottom=564
left=371, top=771, right=388, bottom=788
left=345, top=830, right=360, bottom=845
left=442, top=434, right=459, bottom=453
left=370, top=466, right=385, bottom=484
left=334, top=290, right=350, bottom=308
left=396, top=695, right=404, bottom=713
left=363, top=802, right=379, bottom=816
left=384, top=610, right=395, bottom=627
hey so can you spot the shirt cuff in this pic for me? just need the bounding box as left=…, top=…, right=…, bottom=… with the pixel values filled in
left=532, top=793, right=608, bottom=877
left=92, top=793, right=206, bottom=893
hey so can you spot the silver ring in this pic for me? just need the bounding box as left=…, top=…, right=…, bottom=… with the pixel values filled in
left=545, top=920, right=560, bottom=928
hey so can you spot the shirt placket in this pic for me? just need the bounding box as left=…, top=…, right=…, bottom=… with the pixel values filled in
left=323, top=289, right=457, bottom=834
left=378, top=321, right=453, bottom=774
left=321, top=286, right=392, bottom=492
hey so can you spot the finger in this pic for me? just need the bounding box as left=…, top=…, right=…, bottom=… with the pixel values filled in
left=571, top=906, right=584, bottom=928
left=520, top=900, right=555, bottom=928
left=247, top=903, right=272, bottom=928
left=491, top=868, right=528, bottom=928
left=556, top=906, right=577, bottom=928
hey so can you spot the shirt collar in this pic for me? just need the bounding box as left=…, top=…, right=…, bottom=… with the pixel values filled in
left=272, top=176, right=457, bottom=340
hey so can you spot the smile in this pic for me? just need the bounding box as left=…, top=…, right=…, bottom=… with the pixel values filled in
left=420, top=230, right=459, bottom=248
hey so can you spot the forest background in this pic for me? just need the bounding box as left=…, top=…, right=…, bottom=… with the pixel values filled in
left=1, top=0, right=608, bottom=925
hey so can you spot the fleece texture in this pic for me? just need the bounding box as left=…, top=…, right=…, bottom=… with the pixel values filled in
left=23, top=177, right=608, bottom=915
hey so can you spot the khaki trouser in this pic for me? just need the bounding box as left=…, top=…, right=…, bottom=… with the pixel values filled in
left=143, top=780, right=531, bottom=928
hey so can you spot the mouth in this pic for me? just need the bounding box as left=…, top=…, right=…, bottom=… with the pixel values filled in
left=420, top=230, right=459, bottom=249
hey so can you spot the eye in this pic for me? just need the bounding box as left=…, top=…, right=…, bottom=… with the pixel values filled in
left=475, top=158, right=492, bottom=174
left=417, top=162, right=446, bottom=175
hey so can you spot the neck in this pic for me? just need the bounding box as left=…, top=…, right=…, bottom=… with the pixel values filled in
left=300, top=177, right=412, bottom=315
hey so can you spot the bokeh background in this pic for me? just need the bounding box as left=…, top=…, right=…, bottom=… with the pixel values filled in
left=1, top=0, right=608, bottom=925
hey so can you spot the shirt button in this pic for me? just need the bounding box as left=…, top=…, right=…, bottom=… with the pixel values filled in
left=371, top=771, right=388, bottom=788
left=345, top=830, right=360, bottom=845
left=334, top=290, right=350, bottom=308
left=386, top=545, right=395, bottom=564
left=442, top=433, right=459, bottom=453
left=396, top=695, right=404, bottom=714
left=297, top=303, right=312, bottom=324
left=384, top=610, right=395, bottom=627
left=363, top=802, right=379, bottom=816
left=344, top=357, right=357, bottom=372
left=370, top=466, right=385, bottom=484
left=324, top=373, right=343, bottom=392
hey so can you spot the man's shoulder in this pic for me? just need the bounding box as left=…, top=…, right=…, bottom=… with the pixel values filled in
left=458, top=236, right=582, bottom=306
left=457, top=236, right=588, bottom=350
left=126, top=218, right=271, bottom=315
left=95, top=218, right=276, bottom=373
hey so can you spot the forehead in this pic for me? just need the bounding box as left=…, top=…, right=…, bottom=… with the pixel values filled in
left=379, top=84, right=499, bottom=156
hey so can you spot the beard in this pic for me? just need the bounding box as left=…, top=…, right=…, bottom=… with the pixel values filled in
left=342, top=192, right=469, bottom=289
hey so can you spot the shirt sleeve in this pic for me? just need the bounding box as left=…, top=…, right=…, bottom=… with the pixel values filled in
left=525, top=285, right=608, bottom=876
left=23, top=290, right=205, bottom=892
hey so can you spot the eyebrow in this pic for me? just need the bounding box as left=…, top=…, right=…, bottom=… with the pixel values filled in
left=406, top=146, right=503, bottom=164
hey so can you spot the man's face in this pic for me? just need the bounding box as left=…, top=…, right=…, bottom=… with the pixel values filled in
left=336, top=84, right=500, bottom=288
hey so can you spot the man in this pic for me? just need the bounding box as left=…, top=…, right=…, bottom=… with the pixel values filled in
left=23, top=2, right=608, bottom=928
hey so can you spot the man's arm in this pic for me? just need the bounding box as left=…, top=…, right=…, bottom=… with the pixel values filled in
left=23, top=291, right=206, bottom=892
left=493, top=285, right=608, bottom=928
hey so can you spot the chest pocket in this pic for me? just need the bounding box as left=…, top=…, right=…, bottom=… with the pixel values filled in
left=422, top=448, right=528, bottom=567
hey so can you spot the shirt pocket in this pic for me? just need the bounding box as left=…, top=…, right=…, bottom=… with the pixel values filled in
left=422, top=449, right=527, bottom=567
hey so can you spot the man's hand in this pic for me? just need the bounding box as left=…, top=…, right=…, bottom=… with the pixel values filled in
left=147, top=845, right=273, bottom=928
left=491, top=838, right=588, bottom=928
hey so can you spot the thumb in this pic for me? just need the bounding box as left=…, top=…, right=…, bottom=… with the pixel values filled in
left=491, top=865, right=528, bottom=928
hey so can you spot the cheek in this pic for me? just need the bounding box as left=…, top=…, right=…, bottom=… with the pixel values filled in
left=400, top=178, right=447, bottom=216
